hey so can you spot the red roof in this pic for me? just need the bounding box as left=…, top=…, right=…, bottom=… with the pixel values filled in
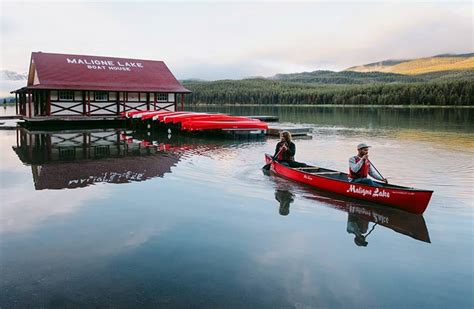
left=26, top=52, right=190, bottom=93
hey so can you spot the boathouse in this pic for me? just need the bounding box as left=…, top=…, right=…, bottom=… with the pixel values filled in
left=12, top=52, right=191, bottom=119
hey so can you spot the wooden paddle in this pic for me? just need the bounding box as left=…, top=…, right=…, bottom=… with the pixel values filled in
left=369, top=160, right=387, bottom=182
left=262, top=147, right=284, bottom=171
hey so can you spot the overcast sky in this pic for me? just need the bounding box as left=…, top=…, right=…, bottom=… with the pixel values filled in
left=0, top=0, right=472, bottom=80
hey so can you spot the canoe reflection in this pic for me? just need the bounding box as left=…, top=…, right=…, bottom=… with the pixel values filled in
left=271, top=180, right=431, bottom=245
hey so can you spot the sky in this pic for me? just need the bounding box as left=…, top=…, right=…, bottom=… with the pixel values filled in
left=0, top=0, right=472, bottom=80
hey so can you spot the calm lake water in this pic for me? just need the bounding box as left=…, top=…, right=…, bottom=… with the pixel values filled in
left=0, top=105, right=473, bottom=308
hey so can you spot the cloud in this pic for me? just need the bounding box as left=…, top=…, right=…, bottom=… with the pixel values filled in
left=0, top=1, right=472, bottom=79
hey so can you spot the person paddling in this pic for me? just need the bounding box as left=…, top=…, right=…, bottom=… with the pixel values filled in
left=274, top=131, right=307, bottom=168
left=274, top=131, right=295, bottom=163
left=348, top=143, right=388, bottom=187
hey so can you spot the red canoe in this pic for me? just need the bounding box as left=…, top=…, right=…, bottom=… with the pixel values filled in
left=139, top=111, right=171, bottom=120
left=183, top=120, right=268, bottom=131
left=168, top=114, right=255, bottom=125
left=154, top=111, right=190, bottom=121
left=162, top=112, right=210, bottom=124
left=265, top=154, right=433, bottom=214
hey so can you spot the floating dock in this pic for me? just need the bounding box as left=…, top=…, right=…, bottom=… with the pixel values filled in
left=267, top=126, right=313, bottom=137
left=248, top=115, right=279, bottom=122
left=0, top=116, right=24, bottom=130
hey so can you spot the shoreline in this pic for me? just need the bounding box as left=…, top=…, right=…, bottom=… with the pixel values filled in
left=187, top=104, right=474, bottom=108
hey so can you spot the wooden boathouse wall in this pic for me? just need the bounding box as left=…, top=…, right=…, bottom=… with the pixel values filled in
left=16, top=89, right=185, bottom=117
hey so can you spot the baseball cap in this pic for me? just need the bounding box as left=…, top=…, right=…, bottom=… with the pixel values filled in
left=357, top=143, right=371, bottom=150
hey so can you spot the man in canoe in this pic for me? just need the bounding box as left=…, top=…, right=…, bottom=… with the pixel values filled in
left=274, top=131, right=307, bottom=168
left=348, top=143, right=388, bottom=187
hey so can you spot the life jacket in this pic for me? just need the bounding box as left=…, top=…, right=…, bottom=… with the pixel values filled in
left=277, top=141, right=294, bottom=161
left=349, top=156, right=370, bottom=179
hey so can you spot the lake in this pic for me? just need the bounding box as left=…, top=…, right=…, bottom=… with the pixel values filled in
left=0, top=105, right=473, bottom=308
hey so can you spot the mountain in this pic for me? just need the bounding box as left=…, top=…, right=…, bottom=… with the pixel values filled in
left=0, top=70, right=27, bottom=98
left=270, top=69, right=474, bottom=85
left=346, top=53, right=474, bottom=75
left=270, top=70, right=424, bottom=84
left=0, top=70, right=27, bottom=81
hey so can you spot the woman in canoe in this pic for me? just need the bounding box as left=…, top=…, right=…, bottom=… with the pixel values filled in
left=274, top=131, right=307, bottom=168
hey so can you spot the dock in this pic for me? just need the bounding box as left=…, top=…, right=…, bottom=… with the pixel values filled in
left=0, top=116, right=24, bottom=130
left=267, top=126, right=313, bottom=137
left=21, top=115, right=126, bottom=129
left=248, top=115, right=279, bottom=122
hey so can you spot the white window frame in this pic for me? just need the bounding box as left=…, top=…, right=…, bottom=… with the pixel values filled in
left=94, top=91, right=108, bottom=102
left=157, top=93, right=168, bottom=102
left=59, top=90, right=74, bottom=101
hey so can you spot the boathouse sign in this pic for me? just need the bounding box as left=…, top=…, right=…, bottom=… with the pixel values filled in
left=66, top=58, right=144, bottom=71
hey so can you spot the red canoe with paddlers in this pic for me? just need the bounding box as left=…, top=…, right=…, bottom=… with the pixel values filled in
left=264, top=154, right=433, bottom=214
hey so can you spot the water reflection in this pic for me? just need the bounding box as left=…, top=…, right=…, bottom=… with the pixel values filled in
left=189, top=105, right=474, bottom=133
left=274, top=190, right=294, bottom=216
left=13, top=129, right=183, bottom=190
left=12, top=128, right=258, bottom=190
left=270, top=178, right=431, bottom=246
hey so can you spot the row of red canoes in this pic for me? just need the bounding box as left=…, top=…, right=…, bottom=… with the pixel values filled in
left=122, top=110, right=268, bottom=131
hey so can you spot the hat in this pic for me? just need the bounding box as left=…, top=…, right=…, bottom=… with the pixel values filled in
left=357, top=143, right=371, bottom=150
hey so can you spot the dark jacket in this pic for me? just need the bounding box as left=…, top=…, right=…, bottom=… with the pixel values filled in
left=274, top=141, right=296, bottom=161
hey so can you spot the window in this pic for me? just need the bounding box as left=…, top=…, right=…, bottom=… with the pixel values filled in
left=157, top=93, right=168, bottom=102
left=94, top=91, right=108, bottom=101
left=58, top=147, right=76, bottom=160
left=94, top=145, right=110, bottom=157
left=139, top=93, right=147, bottom=102
left=59, top=90, right=74, bottom=101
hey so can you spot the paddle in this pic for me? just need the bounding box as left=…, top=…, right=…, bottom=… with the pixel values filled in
left=262, top=147, right=285, bottom=171
left=368, top=160, right=387, bottom=182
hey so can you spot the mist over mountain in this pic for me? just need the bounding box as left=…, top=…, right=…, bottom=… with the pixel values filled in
left=1, top=70, right=27, bottom=81
left=0, top=70, right=27, bottom=98
left=345, top=53, right=474, bottom=75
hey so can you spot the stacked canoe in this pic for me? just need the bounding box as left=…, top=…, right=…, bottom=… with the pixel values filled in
left=122, top=110, right=268, bottom=133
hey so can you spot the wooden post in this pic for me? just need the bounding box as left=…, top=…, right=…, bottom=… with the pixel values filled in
left=87, top=91, right=91, bottom=116
left=28, top=133, right=32, bottom=159
left=146, top=93, right=150, bottom=111
left=46, top=134, right=52, bottom=161
left=153, top=93, right=157, bottom=111
left=28, top=91, right=32, bottom=118
left=116, top=91, right=119, bottom=115
left=83, top=133, right=87, bottom=159
left=47, top=90, right=51, bottom=116
left=181, top=93, right=184, bottom=112
left=82, top=91, right=86, bottom=115
left=125, top=92, right=129, bottom=111
left=15, top=93, right=18, bottom=115
left=122, top=92, right=125, bottom=113
left=23, top=93, right=26, bottom=115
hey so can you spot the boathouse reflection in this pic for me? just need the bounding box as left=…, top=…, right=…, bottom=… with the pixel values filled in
left=13, top=128, right=182, bottom=190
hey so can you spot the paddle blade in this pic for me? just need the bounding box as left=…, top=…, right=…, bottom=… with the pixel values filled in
left=262, top=163, right=272, bottom=171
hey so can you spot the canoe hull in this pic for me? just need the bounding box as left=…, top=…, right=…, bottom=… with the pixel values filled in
left=265, top=154, right=432, bottom=214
